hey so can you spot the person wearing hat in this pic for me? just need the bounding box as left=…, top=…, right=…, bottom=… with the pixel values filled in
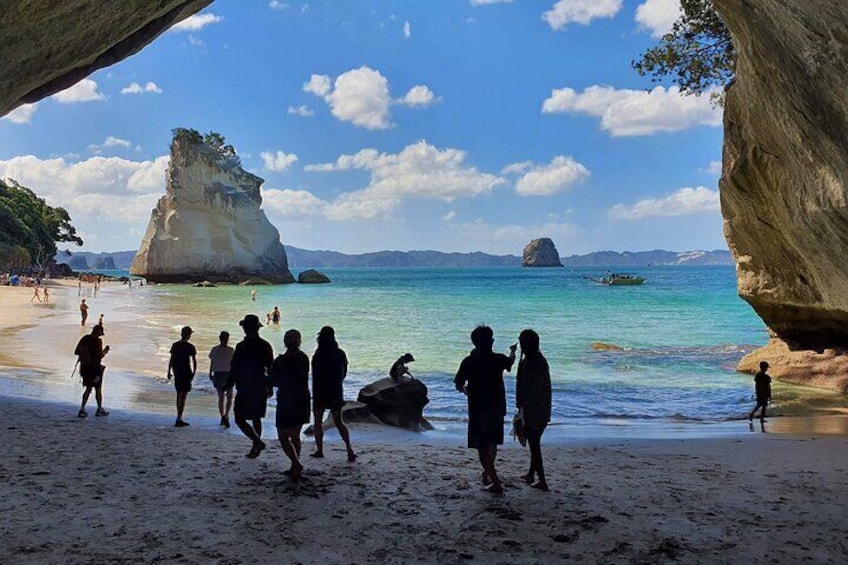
left=74, top=323, right=110, bottom=418
left=167, top=326, right=197, bottom=427
left=389, top=353, right=415, bottom=382
left=228, top=314, right=275, bottom=458
left=311, top=325, right=356, bottom=462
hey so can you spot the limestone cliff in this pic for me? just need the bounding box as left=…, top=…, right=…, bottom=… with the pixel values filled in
left=130, top=130, right=294, bottom=284
left=522, top=238, right=563, bottom=268
left=0, top=1, right=212, bottom=117
left=713, top=0, right=848, bottom=389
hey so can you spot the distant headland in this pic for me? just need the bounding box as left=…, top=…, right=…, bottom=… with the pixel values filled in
left=57, top=248, right=733, bottom=270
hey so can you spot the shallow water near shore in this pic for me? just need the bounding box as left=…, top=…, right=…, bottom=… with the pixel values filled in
left=7, top=266, right=848, bottom=439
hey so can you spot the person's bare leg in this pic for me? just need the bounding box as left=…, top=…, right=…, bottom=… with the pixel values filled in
left=79, top=387, right=92, bottom=415
left=217, top=391, right=225, bottom=420
left=236, top=415, right=264, bottom=457
left=224, top=390, right=233, bottom=420
left=176, top=392, right=187, bottom=422
left=479, top=445, right=502, bottom=493
left=311, top=407, right=325, bottom=457
left=292, top=425, right=303, bottom=457
left=331, top=407, right=356, bottom=461
left=278, top=428, right=302, bottom=480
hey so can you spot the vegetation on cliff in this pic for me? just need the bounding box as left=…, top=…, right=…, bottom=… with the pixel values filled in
left=171, top=127, right=239, bottom=163
left=633, top=0, right=734, bottom=98
left=0, top=178, right=82, bottom=269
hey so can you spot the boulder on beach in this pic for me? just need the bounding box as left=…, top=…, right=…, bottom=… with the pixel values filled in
left=297, top=269, right=331, bottom=284
left=357, top=377, right=432, bottom=431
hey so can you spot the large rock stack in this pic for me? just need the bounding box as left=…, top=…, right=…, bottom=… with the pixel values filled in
left=522, top=238, right=563, bottom=267
left=714, top=0, right=848, bottom=389
left=130, top=130, right=295, bottom=284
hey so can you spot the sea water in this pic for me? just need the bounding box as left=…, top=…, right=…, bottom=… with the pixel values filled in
left=96, top=266, right=767, bottom=435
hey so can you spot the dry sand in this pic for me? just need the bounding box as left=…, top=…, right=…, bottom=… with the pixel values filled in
left=1, top=282, right=848, bottom=563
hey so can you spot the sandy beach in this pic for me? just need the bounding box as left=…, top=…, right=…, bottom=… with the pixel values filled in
left=2, top=282, right=848, bottom=563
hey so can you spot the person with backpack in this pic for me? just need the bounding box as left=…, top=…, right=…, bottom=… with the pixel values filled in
left=74, top=324, right=110, bottom=418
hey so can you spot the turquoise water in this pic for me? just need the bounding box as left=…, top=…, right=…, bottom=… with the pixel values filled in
left=106, top=266, right=767, bottom=428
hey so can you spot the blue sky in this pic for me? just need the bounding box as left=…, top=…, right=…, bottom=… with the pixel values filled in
left=0, top=0, right=725, bottom=255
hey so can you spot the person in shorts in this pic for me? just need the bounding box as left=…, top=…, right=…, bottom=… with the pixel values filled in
left=209, top=331, right=235, bottom=428
left=167, top=326, right=197, bottom=427
left=74, top=324, right=110, bottom=418
left=311, top=326, right=355, bottom=462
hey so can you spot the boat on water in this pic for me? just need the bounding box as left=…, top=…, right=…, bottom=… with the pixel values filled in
left=586, top=273, right=645, bottom=286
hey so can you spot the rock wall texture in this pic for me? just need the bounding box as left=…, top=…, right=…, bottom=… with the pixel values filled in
left=522, top=238, right=563, bottom=268
left=0, top=1, right=212, bottom=117
left=714, top=0, right=848, bottom=352
left=130, top=132, right=294, bottom=284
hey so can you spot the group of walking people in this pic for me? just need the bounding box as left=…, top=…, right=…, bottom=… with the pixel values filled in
left=165, top=315, right=355, bottom=481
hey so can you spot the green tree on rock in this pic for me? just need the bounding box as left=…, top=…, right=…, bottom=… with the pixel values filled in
left=0, top=178, right=82, bottom=269
left=633, top=0, right=734, bottom=99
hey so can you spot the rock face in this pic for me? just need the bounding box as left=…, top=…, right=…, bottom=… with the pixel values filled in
left=0, top=1, right=212, bottom=117
left=93, top=257, right=116, bottom=270
left=297, top=269, right=331, bottom=284
left=712, top=0, right=848, bottom=388
left=357, top=377, right=432, bottom=431
left=522, top=238, right=563, bottom=268
left=130, top=131, right=295, bottom=284
left=68, top=255, right=89, bottom=271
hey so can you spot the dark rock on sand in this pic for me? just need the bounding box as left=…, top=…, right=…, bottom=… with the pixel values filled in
left=357, top=377, right=432, bottom=431
left=297, top=269, right=331, bottom=284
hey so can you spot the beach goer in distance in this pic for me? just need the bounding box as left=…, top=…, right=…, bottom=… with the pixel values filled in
left=266, top=312, right=272, bottom=326
left=311, top=326, right=356, bottom=461
left=228, top=314, right=274, bottom=458
left=748, top=361, right=772, bottom=423
left=167, top=326, right=197, bottom=427
left=270, top=329, right=311, bottom=480
left=454, top=325, right=516, bottom=494
left=42, top=285, right=49, bottom=302
left=80, top=298, right=89, bottom=326
left=208, top=331, right=235, bottom=428
left=30, top=285, right=41, bottom=302
left=516, top=329, right=552, bottom=491
left=389, top=353, right=415, bottom=381
left=97, top=313, right=104, bottom=328
left=271, top=306, right=281, bottom=326
left=251, top=289, right=256, bottom=302
left=74, top=324, right=110, bottom=418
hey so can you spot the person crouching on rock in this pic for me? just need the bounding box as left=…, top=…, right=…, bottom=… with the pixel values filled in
left=74, top=323, right=110, bottom=418
left=390, top=353, right=415, bottom=381
left=228, top=314, right=274, bottom=459
left=167, top=326, right=197, bottom=427
left=311, top=326, right=356, bottom=462
left=270, top=329, right=311, bottom=480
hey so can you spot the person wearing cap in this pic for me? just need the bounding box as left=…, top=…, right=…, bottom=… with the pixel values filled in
left=389, top=353, right=415, bottom=382
left=167, top=326, right=197, bottom=427
left=208, top=331, right=235, bottom=428
left=74, top=323, right=110, bottom=418
left=311, top=325, right=356, bottom=462
left=228, top=314, right=275, bottom=458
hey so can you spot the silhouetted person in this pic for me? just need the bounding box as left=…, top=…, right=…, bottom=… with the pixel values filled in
left=454, top=325, right=516, bottom=494
left=167, top=326, right=197, bottom=427
left=311, top=326, right=355, bottom=461
left=270, top=329, right=311, bottom=480
left=79, top=298, right=89, bottom=326
left=516, top=329, right=552, bottom=491
left=390, top=353, right=415, bottom=381
left=228, top=314, right=274, bottom=458
left=74, top=324, right=110, bottom=418
left=209, top=331, right=235, bottom=428
left=748, top=361, right=772, bottom=422
left=271, top=306, right=281, bottom=325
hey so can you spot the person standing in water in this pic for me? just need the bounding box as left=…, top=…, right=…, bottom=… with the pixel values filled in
left=228, top=314, right=274, bottom=458
left=311, top=326, right=355, bottom=462
left=515, top=329, right=552, bottom=491
left=208, top=331, right=235, bottom=428
left=748, top=361, right=772, bottom=423
left=167, top=326, right=197, bottom=427
left=454, top=325, right=516, bottom=494
left=271, top=306, right=281, bottom=326
left=270, top=329, right=311, bottom=480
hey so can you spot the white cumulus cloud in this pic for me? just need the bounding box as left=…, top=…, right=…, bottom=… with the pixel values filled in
left=635, top=0, right=681, bottom=38
left=403, top=21, right=411, bottom=38
left=1, top=103, right=38, bottom=124
left=52, top=79, right=106, bottom=103
left=88, top=137, right=133, bottom=154
left=262, top=188, right=326, bottom=219
left=171, top=13, right=222, bottom=32
left=504, top=156, right=591, bottom=196
left=269, top=1, right=289, bottom=9
left=705, top=160, right=722, bottom=175
left=608, top=186, right=720, bottom=219
left=120, top=81, right=163, bottom=95
left=304, top=67, right=437, bottom=130
left=287, top=105, right=315, bottom=117
left=543, top=0, right=623, bottom=30
left=306, top=140, right=506, bottom=220
left=541, top=84, right=721, bottom=136
left=260, top=150, right=299, bottom=172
